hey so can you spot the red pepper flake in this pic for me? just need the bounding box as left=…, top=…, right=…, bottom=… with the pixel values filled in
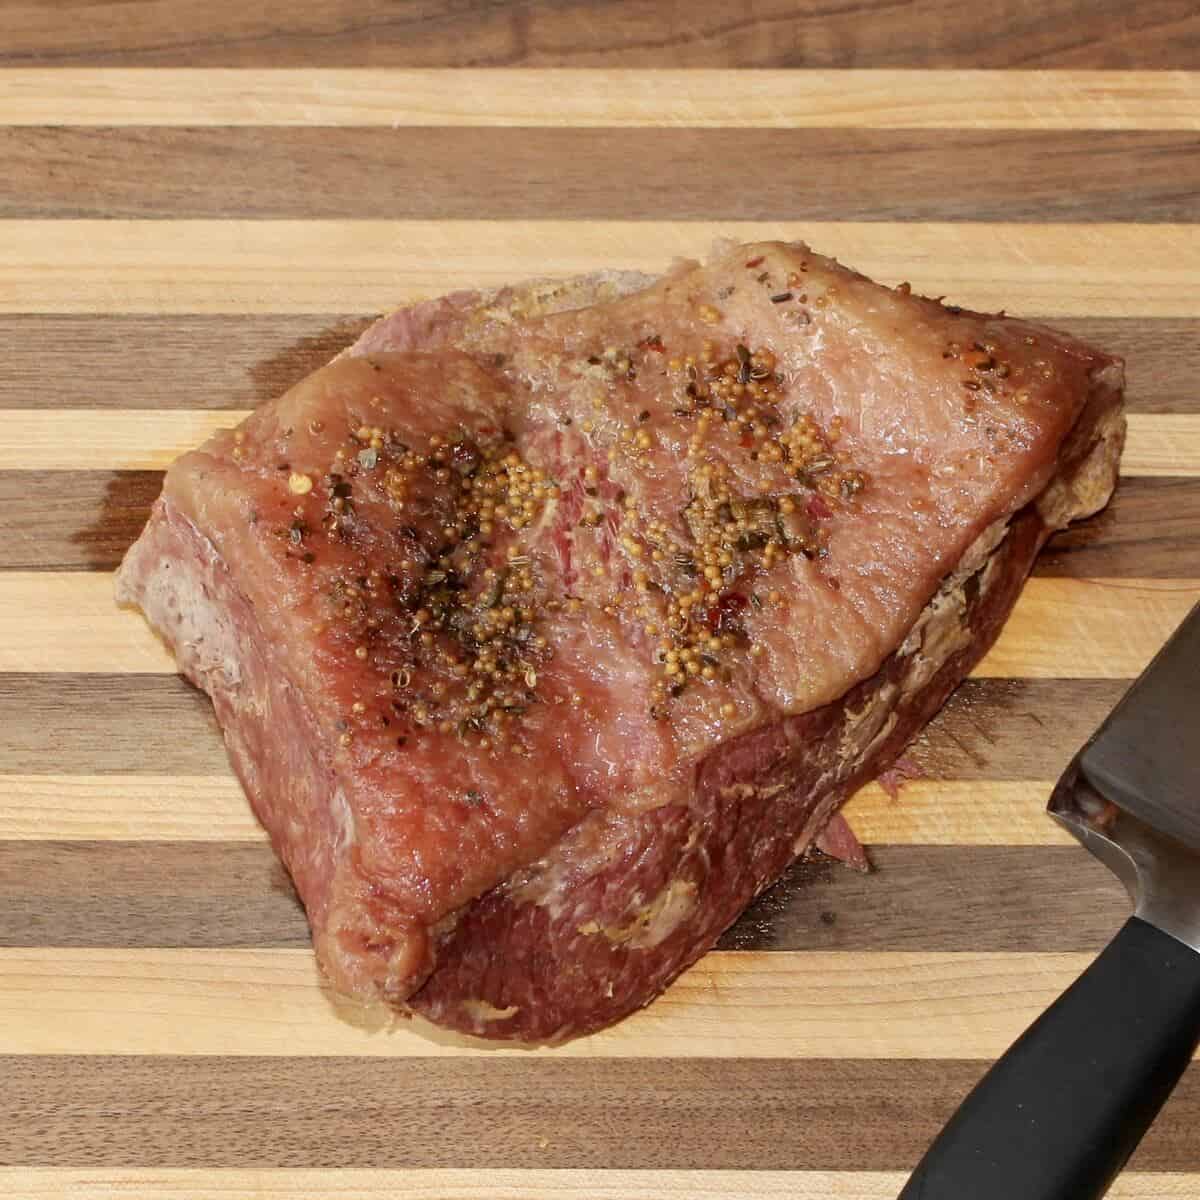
left=745, top=256, right=765, bottom=269
left=807, top=494, right=834, bottom=520
left=638, top=334, right=666, bottom=353
left=705, top=591, right=748, bottom=633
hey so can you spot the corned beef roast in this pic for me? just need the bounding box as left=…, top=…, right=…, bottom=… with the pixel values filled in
left=117, top=240, right=1125, bottom=1042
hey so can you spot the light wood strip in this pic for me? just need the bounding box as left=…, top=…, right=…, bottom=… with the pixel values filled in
left=1124, top=415, right=1200, bottom=477
left=0, top=70, right=1195, bottom=130
left=974, top=578, right=1198, bottom=678
left=1, top=574, right=1192, bottom=676
left=0, top=947, right=1150, bottom=1060
left=0, top=1169, right=1193, bottom=1200
left=843, top=780, right=1070, bottom=845
left=0, top=221, right=1196, bottom=317
left=0, top=776, right=259, bottom=841
left=1, top=410, right=1190, bottom=474
left=0, top=776, right=1067, bottom=845
left=0, top=574, right=178, bottom=674
left=39, top=575, right=1200, bottom=677
left=0, top=411, right=244, bottom=471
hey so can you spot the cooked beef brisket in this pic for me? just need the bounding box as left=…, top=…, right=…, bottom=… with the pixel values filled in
left=117, top=240, right=1124, bottom=1040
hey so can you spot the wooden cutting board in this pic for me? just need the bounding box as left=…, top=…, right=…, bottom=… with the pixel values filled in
left=2, top=6, right=1199, bottom=1197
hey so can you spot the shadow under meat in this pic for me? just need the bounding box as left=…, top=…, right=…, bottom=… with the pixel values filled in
left=247, top=315, right=374, bottom=405
left=69, top=469, right=163, bottom=572
left=70, top=317, right=375, bottom=570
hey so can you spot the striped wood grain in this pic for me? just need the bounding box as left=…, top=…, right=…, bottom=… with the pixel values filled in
left=0, top=573, right=1188, bottom=676
left=0, top=221, right=1196, bottom=315
left=1, top=315, right=1192, bottom=412
left=0, top=778, right=1071, bottom=845
left=972, top=578, right=1198, bottom=677
left=0, top=1170, right=1194, bottom=1200
left=1118, top=415, right=1200, bottom=475
left=0, top=843, right=1124, bottom=952
left=2, top=410, right=1190, bottom=474
left=2, top=1056, right=1197, bottom=1171
left=0, top=776, right=262, bottom=841
left=1035, top=477, right=1200, bottom=578
left=0, top=69, right=1195, bottom=129
left=0, top=948, right=1156, bottom=1060
left=4, top=127, right=1199, bottom=223
left=2, top=0, right=1196, bottom=69
left=0, top=30, right=1196, bottom=1190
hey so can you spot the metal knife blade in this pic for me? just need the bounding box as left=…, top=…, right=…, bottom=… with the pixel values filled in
left=1050, top=600, right=1200, bottom=950
left=1074, top=601, right=1200, bottom=850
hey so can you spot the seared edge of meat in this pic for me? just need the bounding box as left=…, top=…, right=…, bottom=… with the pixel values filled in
left=115, top=504, right=440, bottom=996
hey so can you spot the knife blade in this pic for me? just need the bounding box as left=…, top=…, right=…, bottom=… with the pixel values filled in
left=1066, top=600, right=1200, bottom=852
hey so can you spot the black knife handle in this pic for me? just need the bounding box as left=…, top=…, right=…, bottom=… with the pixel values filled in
left=898, top=916, right=1200, bottom=1200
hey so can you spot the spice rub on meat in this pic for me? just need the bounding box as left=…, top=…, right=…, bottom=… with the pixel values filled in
left=117, top=239, right=1125, bottom=1040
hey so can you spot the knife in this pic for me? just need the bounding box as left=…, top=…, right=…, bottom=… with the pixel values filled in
left=899, top=601, right=1200, bottom=1200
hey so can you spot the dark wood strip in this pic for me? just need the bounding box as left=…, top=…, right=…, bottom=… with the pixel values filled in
left=1, top=0, right=1195, bottom=67
left=4, top=127, right=1198, bottom=222
left=0, top=841, right=308, bottom=949
left=0, top=314, right=372, bottom=411
left=723, top=844, right=1125, bottom=953
left=4, top=472, right=1192, bottom=575
left=0, top=471, right=161, bottom=572
left=0, top=674, right=1126, bottom=778
left=1038, top=477, right=1200, bottom=579
left=1056, top=317, right=1200, bottom=415
left=0, top=674, right=226, bottom=774
left=2, top=1055, right=1197, bottom=1171
left=0, top=315, right=1190, bottom=413
left=0, top=841, right=1126, bottom=953
left=907, top=678, right=1129, bottom=782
